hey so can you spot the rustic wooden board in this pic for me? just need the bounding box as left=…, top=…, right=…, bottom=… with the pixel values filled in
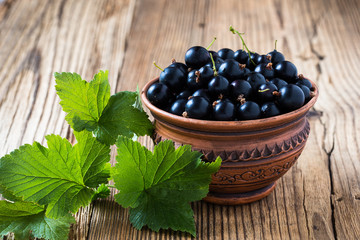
left=1, top=0, right=359, bottom=239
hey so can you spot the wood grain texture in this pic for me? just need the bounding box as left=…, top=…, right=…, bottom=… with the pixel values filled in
left=1, top=0, right=359, bottom=239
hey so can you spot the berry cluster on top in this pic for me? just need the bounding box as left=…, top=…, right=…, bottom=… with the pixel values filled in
left=146, top=27, right=315, bottom=121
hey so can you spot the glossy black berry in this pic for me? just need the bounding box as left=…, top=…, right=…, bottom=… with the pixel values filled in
left=159, top=67, right=186, bottom=92
left=187, top=69, right=204, bottom=90
left=147, top=82, right=173, bottom=109
left=192, top=89, right=211, bottom=102
left=257, top=83, right=278, bottom=102
left=185, top=46, right=211, bottom=69
left=236, top=101, right=261, bottom=120
left=260, top=102, right=281, bottom=118
left=274, top=61, right=298, bottom=82
left=276, top=84, right=305, bottom=112
left=168, top=61, right=188, bottom=74
left=234, top=49, right=249, bottom=64
left=218, top=59, right=246, bottom=81
left=183, top=96, right=211, bottom=119
left=198, top=65, right=214, bottom=83
left=230, top=80, right=252, bottom=101
left=217, top=48, right=235, bottom=59
left=176, top=89, right=192, bottom=100
left=267, top=50, right=285, bottom=65
left=205, top=58, right=225, bottom=70
left=257, top=54, right=271, bottom=64
left=269, top=78, right=288, bottom=89
left=246, top=52, right=260, bottom=71
left=246, top=72, right=267, bottom=90
left=208, top=75, right=230, bottom=98
left=208, top=50, right=219, bottom=60
left=212, top=99, right=235, bottom=120
left=170, top=99, right=187, bottom=116
left=254, top=63, right=275, bottom=79
left=296, top=74, right=313, bottom=90
left=298, top=85, right=312, bottom=102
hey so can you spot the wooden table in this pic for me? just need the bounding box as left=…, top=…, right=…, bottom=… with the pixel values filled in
left=1, top=0, right=359, bottom=239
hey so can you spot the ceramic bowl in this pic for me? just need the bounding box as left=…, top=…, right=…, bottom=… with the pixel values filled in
left=141, top=77, right=319, bottom=205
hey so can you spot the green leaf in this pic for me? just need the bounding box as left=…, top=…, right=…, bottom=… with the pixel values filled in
left=0, top=131, right=110, bottom=219
left=91, top=184, right=111, bottom=201
left=112, top=136, right=221, bottom=236
left=94, top=91, right=154, bottom=145
left=0, top=185, right=22, bottom=202
left=55, top=71, right=153, bottom=145
left=0, top=201, right=75, bottom=240
left=55, top=71, right=110, bottom=132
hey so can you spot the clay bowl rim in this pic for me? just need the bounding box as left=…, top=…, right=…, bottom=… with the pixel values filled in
left=141, top=77, right=319, bottom=132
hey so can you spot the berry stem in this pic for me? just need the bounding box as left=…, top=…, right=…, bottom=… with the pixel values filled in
left=209, top=52, right=218, bottom=76
left=229, top=26, right=255, bottom=65
left=275, top=40, right=278, bottom=50
left=206, top=37, right=217, bottom=50
left=258, top=88, right=270, bottom=93
left=153, top=61, right=164, bottom=72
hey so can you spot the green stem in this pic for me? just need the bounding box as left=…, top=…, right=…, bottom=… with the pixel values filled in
left=209, top=53, right=218, bottom=76
left=229, top=26, right=255, bottom=66
left=275, top=40, right=278, bottom=50
left=153, top=61, right=164, bottom=72
left=206, top=37, right=217, bottom=50
left=106, top=184, right=116, bottom=189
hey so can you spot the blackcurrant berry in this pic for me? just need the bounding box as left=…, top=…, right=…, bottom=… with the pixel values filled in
left=192, top=89, right=211, bottom=102
left=170, top=99, right=187, bottom=116
left=218, top=59, right=246, bottom=81
left=177, top=89, right=192, bottom=100
left=212, top=99, right=235, bottom=120
left=267, top=50, right=285, bottom=65
left=206, top=58, right=225, bottom=70
left=246, top=72, right=267, bottom=90
left=274, top=61, right=298, bottom=82
left=276, top=84, right=305, bottom=112
left=185, top=46, right=211, bottom=69
left=230, top=80, right=252, bottom=101
left=236, top=101, right=261, bottom=120
left=257, top=54, right=271, bottom=64
left=298, top=85, right=312, bottom=102
left=168, top=60, right=188, bottom=74
left=159, top=66, right=186, bottom=92
left=217, top=48, right=235, bottom=59
left=257, top=83, right=278, bottom=102
left=246, top=52, right=260, bottom=71
left=183, top=96, right=211, bottom=119
left=260, top=102, right=281, bottom=118
left=254, top=62, right=275, bottom=79
left=187, top=69, right=204, bottom=90
left=269, top=78, right=288, bottom=89
left=147, top=82, right=173, bottom=109
left=296, top=74, right=313, bottom=90
left=208, top=50, right=219, bottom=60
left=234, top=49, right=249, bottom=64
left=198, top=65, right=214, bottom=83
left=208, top=75, right=230, bottom=98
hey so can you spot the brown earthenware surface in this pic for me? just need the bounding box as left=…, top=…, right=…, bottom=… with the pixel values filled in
left=141, top=77, right=319, bottom=205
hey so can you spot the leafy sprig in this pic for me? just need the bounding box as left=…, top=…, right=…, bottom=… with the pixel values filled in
left=55, top=70, right=154, bottom=145
left=112, top=136, right=221, bottom=236
left=0, top=70, right=222, bottom=239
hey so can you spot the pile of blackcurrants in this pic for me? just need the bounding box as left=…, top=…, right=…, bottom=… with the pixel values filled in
left=147, top=27, right=315, bottom=121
